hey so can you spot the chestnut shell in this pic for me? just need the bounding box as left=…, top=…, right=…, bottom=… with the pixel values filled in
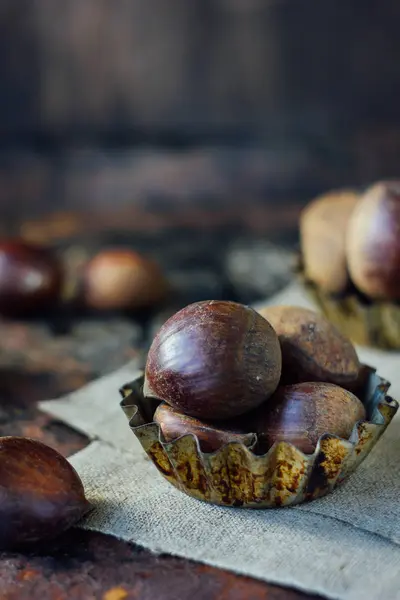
left=246, top=382, right=367, bottom=454
left=0, top=437, right=90, bottom=548
left=154, top=402, right=256, bottom=452
left=346, top=180, right=400, bottom=300
left=257, top=305, right=360, bottom=386
left=300, top=189, right=359, bottom=294
left=0, top=240, right=63, bottom=316
left=144, top=300, right=282, bottom=420
left=83, top=248, right=167, bottom=311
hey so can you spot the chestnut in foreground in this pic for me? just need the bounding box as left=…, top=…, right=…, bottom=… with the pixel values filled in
left=247, top=382, right=366, bottom=454
left=346, top=180, right=400, bottom=300
left=300, top=189, right=359, bottom=294
left=83, top=248, right=167, bottom=311
left=0, top=437, right=90, bottom=549
left=154, top=403, right=256, bottom=452
left=0, top=240, right=63, bottom=316
left=257, top=305, right=360, bottom=386
left=144, top=300, right=282, bottom=420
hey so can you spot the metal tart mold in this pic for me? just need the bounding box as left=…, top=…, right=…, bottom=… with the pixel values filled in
left=297, top=261, right=400, bottom=350
left=119, top=367, right=397, bottom=508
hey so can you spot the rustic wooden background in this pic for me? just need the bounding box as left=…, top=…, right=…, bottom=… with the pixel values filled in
left=1, top=0, right=400, bottom=220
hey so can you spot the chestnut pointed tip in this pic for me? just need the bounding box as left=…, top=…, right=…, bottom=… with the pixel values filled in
left=142, top=375, right=154, bottom=399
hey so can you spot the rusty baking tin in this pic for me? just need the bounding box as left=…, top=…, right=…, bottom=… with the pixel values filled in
left=119, top=367, right=398, bottom=508
left=297, top=261, right=400, bottom=350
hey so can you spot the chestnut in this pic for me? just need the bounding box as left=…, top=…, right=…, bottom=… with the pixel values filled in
left=0, top=437, right=90, bottom=549
left=154, top=402, right=256, bottom=452
left=83, top=248, right=167, bottom=311
left=299, top=189, right=359, bottom=294
left=144, top=300, right=282, bottom=420
left=346, top=180, right=400, bottom=300
left=256, top=305, right=360, bottom=386
left=0, top=240, right=63, bottom=316
left=246, top=382, right=366, bottom=454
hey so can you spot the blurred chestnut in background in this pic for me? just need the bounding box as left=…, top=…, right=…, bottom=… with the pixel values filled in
left=154, top=402, right=256, bottom=452
left=247, top=382, right=366, bottom=454
left=346, top=181, right=400, bottom=300
left=83, top=248, right=167, bottom=311
left=257, top=305, right=360, bottom=387
left=299, top=189, right=359, bottom=294
left=0, top=240, right=63, bottom=316
left=144, top=300, right=282, bottom=420
left=0, top=437, right=90, bottom=549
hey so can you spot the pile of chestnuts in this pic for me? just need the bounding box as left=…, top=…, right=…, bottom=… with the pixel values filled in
left=144, top=300, right=367, bottom=454
left=0, top=437, right=89, bottom=549
left=300, top=179, right=400, bottom=301
left=0, top=239, right=167, bottom=317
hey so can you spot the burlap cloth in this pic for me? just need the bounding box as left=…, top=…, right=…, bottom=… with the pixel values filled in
left=40, top=283, right=400, bottom=600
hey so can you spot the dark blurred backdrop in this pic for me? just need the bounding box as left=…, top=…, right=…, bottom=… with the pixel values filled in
left=1, top=0, right=400, bottom=220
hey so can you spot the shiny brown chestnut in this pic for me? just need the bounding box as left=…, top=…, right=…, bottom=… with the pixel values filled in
left=154, top=402, right=256, bottom=452
left=246, top=382, right=366, bottom=454
left=144, top=300, right=282, bottom=420
left=83, top=248, right=167, bottom=311
left=0, top=240, right=63, bottom=316
left=300, top=189, right=359, bottom=294
left=0, top=436, right=90, bottom=549
left=346, top=180, right=400, bottom=300
left=256, top=305, right=360, bottom=386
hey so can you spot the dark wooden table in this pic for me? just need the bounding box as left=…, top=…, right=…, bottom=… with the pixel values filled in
left=0, top=205, right=321, bottom=600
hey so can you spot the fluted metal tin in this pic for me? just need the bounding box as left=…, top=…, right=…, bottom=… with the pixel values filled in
left=298, top=267, right=400, bottom=350
left=119, top=367, right=398, bottom=508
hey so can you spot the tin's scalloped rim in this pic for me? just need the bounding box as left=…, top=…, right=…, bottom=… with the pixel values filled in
left=118, top=368, right=398, bottom=508
left=295, top=257, right=400, bottom=349
left=118, top=366, right=398, bottom=460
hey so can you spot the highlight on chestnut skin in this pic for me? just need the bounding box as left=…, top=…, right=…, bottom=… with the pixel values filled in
left=144, top=300, right=282, bottom=420
left=0, top=240, right=63, bottom=316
